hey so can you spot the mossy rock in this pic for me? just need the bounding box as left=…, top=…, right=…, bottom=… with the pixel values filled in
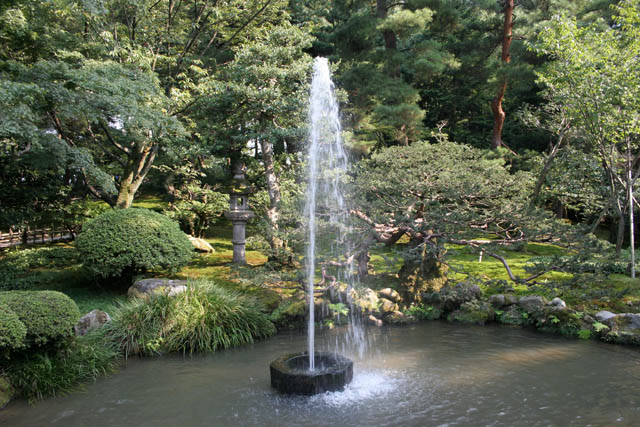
left=128, top=278, right=188, bottom=299
left=535, top=308, right=582, bottom=337
left=0, top=376, right=13, bottom=409
left=383, top=310, right=417, bottom=325
left=352, top=288, right=380, bottom=314
left=439, top=282, right=483, bottom=312
left=447, top=301, right=494, bottom=325
left=269, top=298, right=307, bottom=329
left=601, top=314, right=640, bottom=345
left=398, top=249, right=448, bottom=304
left=601, top=330, right=640, bottom=346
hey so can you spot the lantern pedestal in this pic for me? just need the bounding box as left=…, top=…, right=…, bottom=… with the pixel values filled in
left=224, top=162, right=254, bottom=265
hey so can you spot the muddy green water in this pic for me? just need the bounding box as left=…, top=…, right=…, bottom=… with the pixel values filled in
left=2, top=322, right=640, bottom=426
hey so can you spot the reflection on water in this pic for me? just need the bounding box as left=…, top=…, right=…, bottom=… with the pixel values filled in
left=2, top=322, right=640, bottom=426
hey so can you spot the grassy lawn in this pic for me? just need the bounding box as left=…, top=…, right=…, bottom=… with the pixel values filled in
left=131, top=195, right=167, bottom=211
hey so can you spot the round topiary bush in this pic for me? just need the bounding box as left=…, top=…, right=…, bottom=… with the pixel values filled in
left=76, top=208, right=193, bottom=281
left=0, top=291, right=80, bottom=348
left=0, top=306, right=27, bottom=352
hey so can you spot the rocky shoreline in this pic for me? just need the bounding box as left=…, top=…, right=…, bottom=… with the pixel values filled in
left=311, top=281, right=640, bottom=346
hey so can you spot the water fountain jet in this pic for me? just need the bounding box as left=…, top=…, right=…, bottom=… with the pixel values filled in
left=270, top=57, right=354, bottom=395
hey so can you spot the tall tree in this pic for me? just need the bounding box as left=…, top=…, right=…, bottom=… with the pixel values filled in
left=535, top=0, right=640, bottom=270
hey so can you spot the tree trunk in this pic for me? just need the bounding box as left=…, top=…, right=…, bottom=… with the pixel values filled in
left=116, top=172, right=136, bottom=208
left=356, top=251, right=370, bottom=278
left=377, top=0, right=397, bottom=50
left=114, top=143, right=158, bottom=209
left=531, top=125, right=569, bottom=205
left=490, top=0, right=514, bottom=149
left=398, top=242, right=448, bottom=305
left=259, top=138, right=284, bottom=255
left=616, top=209, right=626, bottom=256
left=628, top=146, right=635, bottom=278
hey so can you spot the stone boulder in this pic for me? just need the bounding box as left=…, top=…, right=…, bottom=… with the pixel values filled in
left=128, top=278, right=188, bottom=299
left=326, top=283, right=356, bottom=305
left=518, top=295, right=547, bottom=313
left=378, top=288, right=402, bottom=303
left=188, top=235, right=215, bottom=253
left=548, top=297, right=567, bottom=311
left=595, top=310, right=617, bottom=323
left=504, top=294, right=518, bottom=306
left=367, top=315, right=383, bottom=327
left=602, top=313, right=640, bottom=345
left=352, top=288, right=380, bottom=314
left=617, top=313, right=640, bottom=329
left=383, top=310, right=416, bottom=325
left=74, top=309, right=111, bottom=336
left=489, top=294, right=506, bottom=307
left=447, top=300, right=494, bottom=325
left=489, top=293, right=518, bottom=307
left=439, top=282, right=483, bottom=311
left=379, top=298, right=399, bottom=314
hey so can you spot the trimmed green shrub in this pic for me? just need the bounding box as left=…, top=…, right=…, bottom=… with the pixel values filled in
left=107, top=280, right=276, bottom=356
left=76, top=208, right=193, bottom=281
left=0, top=306, right=27, bottom=352
left=0, top=247, right=79, bottom=291
left=5, top=332, right=120, bottom=401
left=0, top=291, right=80, bottom=347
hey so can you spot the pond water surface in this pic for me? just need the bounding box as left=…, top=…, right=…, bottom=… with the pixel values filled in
left=2, top=322, right=640, bottom=426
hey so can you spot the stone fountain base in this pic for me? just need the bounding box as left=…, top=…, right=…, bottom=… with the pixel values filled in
left=270, top=352, right=353, bottom=395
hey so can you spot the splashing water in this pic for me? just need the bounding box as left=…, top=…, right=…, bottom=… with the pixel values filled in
left=306, top=57, right=353, bottom=370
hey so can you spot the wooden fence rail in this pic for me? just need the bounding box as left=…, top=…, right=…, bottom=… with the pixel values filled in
left=0, top=227, right=74, bottom=248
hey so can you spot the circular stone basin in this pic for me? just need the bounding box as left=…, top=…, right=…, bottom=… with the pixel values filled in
left=270, top=352, right=353, bottom=395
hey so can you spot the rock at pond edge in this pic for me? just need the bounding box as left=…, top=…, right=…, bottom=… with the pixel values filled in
left=128, top=278, right=188, bottom=299
left=75, top=309, right=111, bottom=336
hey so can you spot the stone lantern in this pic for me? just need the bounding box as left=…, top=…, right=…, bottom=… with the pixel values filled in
left=224, top=162, right=254, bottom=264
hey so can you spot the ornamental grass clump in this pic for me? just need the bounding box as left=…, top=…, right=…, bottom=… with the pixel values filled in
left=107, top=280, right=276, bottom=356
left=4, top=332, right=120, bottom=401
left=76, top=208, right=193, bottom=283
left=1, top=291, right=119, bottom=401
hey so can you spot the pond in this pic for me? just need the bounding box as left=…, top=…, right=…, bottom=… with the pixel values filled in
left=2, top=322, right=640, bottom=426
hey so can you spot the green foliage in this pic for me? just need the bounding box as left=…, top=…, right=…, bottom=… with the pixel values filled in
left=533, top=1, right=640, bottom=257
left=0, top=306, right=26, bottom=353
left=578, top=329, right=592, bottom=340
left=593, top=321, right=610, bottom=333
left=328, top=302, right=349, bottom=317
left=325, top=302, right=350, bottom=328
left=404, top=304, right=442, bottom=321
left=268, top=299, right=306, bottom=329
left=106, top=280, right=275, bottom=356
left=498, top=306, right=528, bottom=326
left=76, top=208, right=193, bottom=281
left=0, top=291, right=80, bottom=348
left=0, top=246, right=79, bottom=291
left=164, top=188, right=228, bottom=238
left=4, top=332, right=120, bottom=401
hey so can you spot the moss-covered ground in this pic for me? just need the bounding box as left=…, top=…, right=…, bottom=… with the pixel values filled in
left=3, top=223, right=640, bottom=315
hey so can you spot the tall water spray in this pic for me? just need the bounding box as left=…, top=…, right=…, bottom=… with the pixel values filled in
left=306, top=57, right=352, bottom=371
